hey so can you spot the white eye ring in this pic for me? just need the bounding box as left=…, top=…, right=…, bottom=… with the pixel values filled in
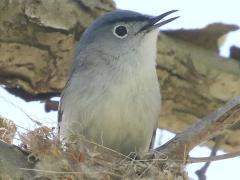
left=113, top=25, right=128, bottom=39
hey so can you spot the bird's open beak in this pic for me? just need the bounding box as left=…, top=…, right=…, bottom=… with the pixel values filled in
left=139, top=10, right=179, bottom=33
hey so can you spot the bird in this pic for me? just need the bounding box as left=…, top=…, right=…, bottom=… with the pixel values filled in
left=58, top=9, right=179, bottom=157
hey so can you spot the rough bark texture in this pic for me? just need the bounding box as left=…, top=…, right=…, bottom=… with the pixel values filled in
left=156, top=33, right=240, bottom=152
left=0, top=0, right=115, bottom=95
left=0, top=0, right=240, bottom=152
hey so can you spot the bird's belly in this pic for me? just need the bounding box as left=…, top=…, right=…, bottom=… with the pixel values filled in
left=61, top=68, right=161, bottom=156
left=89, top=99, right=155, bottom=154
left=71, top=76, right=160, bottom=155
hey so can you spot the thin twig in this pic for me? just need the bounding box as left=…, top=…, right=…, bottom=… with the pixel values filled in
left=75, top=137, right=169, bottom=163
left=195, top=136, right=222, bottom=180
left=19, top=168, right=122, bottom=177
left=71, top=137, right=133, bottom=160
left=0, top=95, right=42, bottom=126
left=137, top=161, right=155, bottom=179
left=188, top=151, right=240, bottom=163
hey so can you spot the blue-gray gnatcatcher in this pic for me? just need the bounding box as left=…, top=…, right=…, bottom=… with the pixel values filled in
left=58, top=10, right=178, bottom=156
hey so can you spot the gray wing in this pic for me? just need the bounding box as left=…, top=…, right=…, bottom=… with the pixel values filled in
left=149, top=128, right=157, bottom=150
left=57, top=76, right=72, bottom=135
left=57, top=41, right=84, bottom=133
left=57, top=101, right=63, bottom=134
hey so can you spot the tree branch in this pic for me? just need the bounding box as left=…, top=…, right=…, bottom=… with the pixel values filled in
left=0, top=140, right=35, bottom=179
left=189, top=151, right=240, bottom=163
left=195, top=136, right=222, bottom=180
left=154, top=96, right=240, bottom=162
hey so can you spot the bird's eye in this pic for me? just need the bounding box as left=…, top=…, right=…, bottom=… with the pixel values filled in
left=113, top=25, right=128, bottom=39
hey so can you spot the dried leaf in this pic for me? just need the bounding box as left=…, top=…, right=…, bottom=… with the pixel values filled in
left=19, top=126, right=60, bottom=160
left=0, top=116, right=16, bottom=144
left=68, top=149, right=85, bottom=162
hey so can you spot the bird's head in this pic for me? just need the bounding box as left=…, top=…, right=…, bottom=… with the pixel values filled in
left=75, top=10, right=179, bottom=67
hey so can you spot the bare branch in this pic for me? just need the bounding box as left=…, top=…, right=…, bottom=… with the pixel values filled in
left=195, top=136, right=222, bottom=180
left=153, top=96, right=240, bottom=162
left=189, top=151, right=240, bottom=163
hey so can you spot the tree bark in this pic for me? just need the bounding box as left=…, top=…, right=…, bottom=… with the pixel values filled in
left=155, top=96, right=240, bottom=162
left=0, top=0, right=115, bottom=95
left=0, top=0, right=240, bottom=151
left=156, top=33, right=240, bottom=151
